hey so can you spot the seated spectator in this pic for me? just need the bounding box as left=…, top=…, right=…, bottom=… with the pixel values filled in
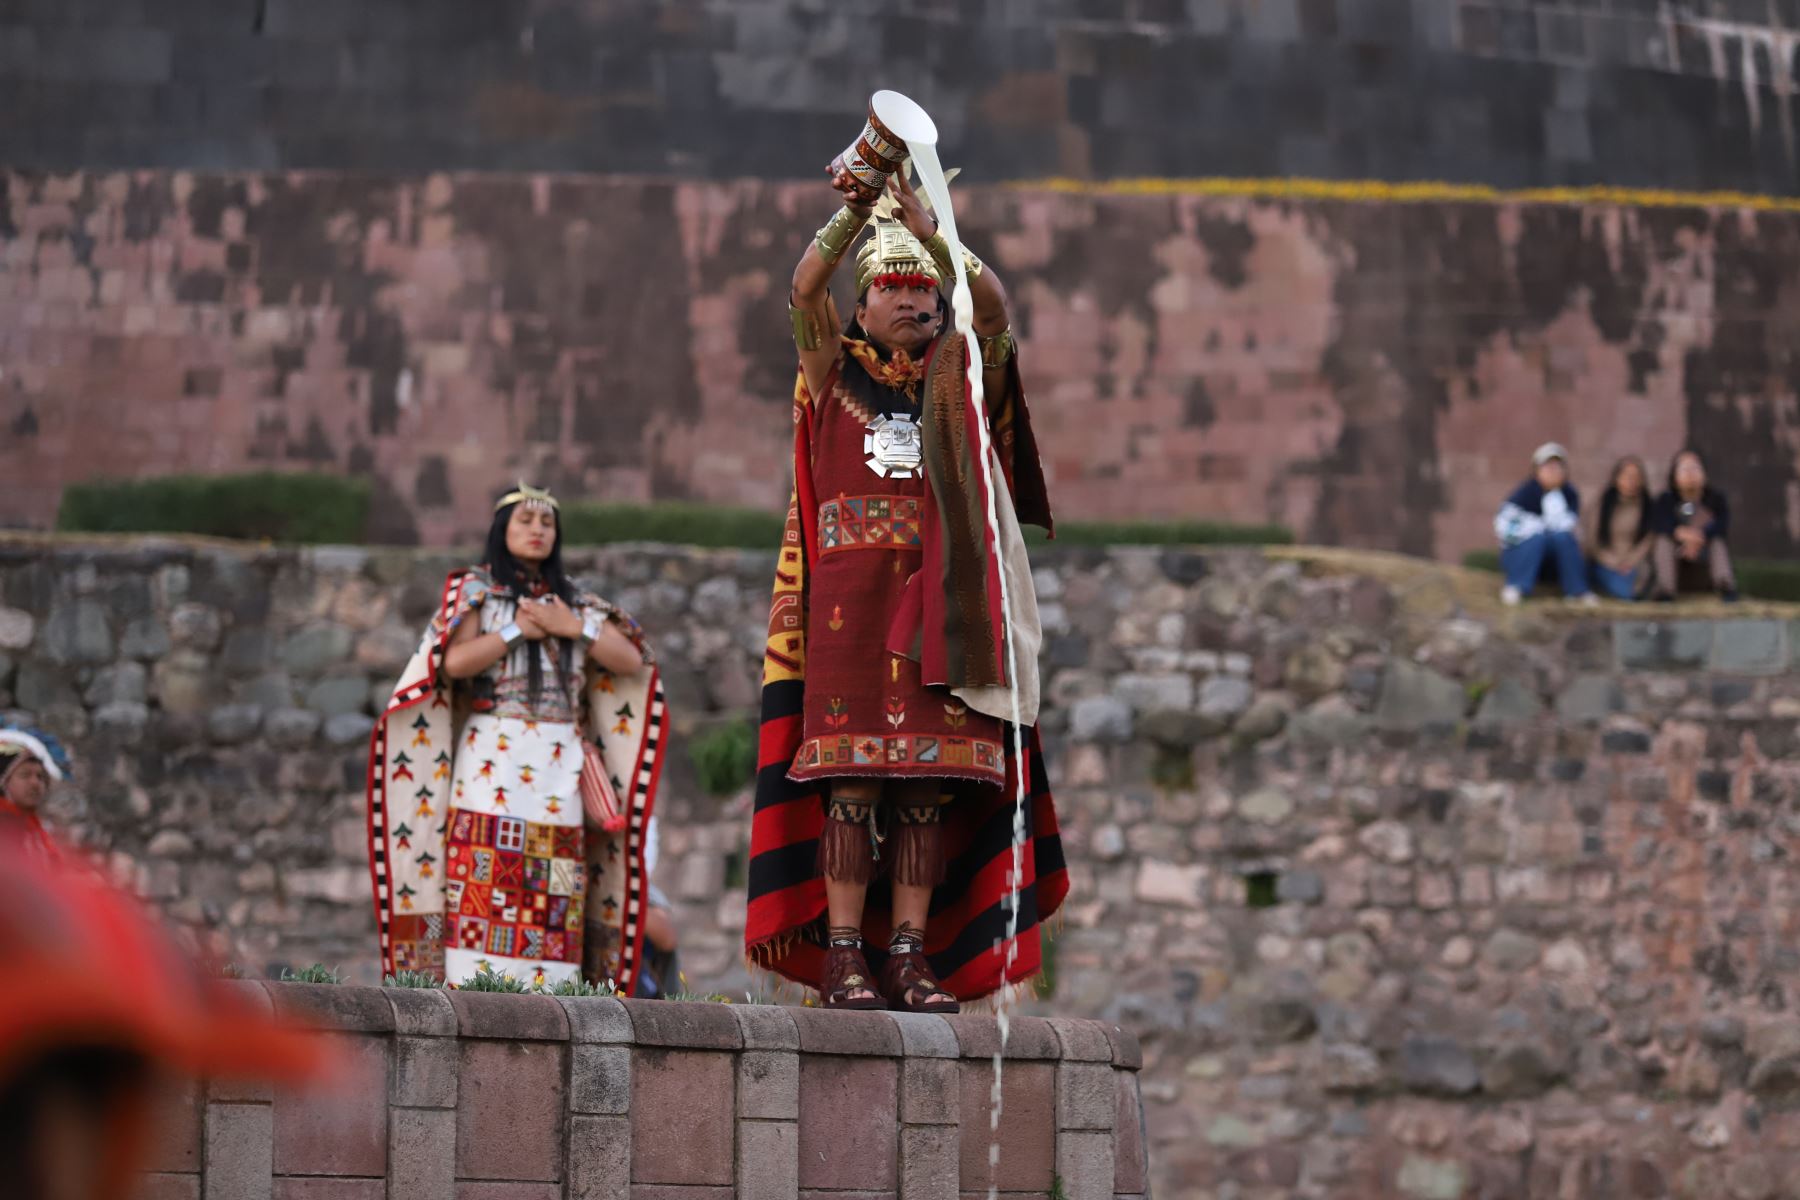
left=1650, top=449, right=1738, bottom=602
left=1589, top=456, right=1653, bottom=600
left=1494, top=442, right=1597, bottom=607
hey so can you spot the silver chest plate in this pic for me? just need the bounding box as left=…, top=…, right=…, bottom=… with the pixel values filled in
left=864, top=413, right=923, bottom=479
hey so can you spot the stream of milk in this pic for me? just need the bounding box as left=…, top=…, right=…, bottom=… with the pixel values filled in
left=908, top=138, right=1032, bottom=1200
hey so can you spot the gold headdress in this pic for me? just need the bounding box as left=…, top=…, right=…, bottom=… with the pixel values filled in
left=495, top=481, right=559, bottom=514
left=852, top=166, right=977, bottom=296
left=854, top=219, right=943, bottom=295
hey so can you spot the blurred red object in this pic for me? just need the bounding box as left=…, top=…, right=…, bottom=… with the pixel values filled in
left=0, top=828, right=333, bottom=1200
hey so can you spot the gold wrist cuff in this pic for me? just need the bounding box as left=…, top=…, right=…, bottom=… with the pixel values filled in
left=978, top=327, right=1015, bottom=368
left=815, top=206, right=869, bottom=264
left=790, top=302, right=824, bottom=352
left=923, top=231, right=982, bottom=282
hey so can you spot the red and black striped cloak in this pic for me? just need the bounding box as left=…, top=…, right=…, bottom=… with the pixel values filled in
left=745, top=330, right=1068, bottom=1001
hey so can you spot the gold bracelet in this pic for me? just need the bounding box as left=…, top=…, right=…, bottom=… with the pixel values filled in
left=790, top=302, right=824, bottom=352
left=923, top=231, right=983, bottom=282
left=814, top=206, right=869, bottom=264
left=978, top=328, right=1015, bottom=368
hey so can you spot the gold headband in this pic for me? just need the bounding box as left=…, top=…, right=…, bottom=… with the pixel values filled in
left=495, top=482, right=560, bottom=513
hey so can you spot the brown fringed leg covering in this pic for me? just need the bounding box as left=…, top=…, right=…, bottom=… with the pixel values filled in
left=891, top=801, right=947, bottom=889
left=820, top=789, right=877, bottom=885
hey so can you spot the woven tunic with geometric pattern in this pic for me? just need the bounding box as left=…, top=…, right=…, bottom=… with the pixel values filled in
left=787, top=347, right=1006, bottom=790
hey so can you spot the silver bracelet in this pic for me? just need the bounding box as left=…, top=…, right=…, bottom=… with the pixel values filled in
left=498, top=622, right=525, bottom=652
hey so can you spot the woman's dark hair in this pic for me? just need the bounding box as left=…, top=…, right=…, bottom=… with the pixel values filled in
left=482, top=496, right=577, bottom=707
left=1597, top=456, right=1649, bottom=548
left=1667, top=447, right=1709, bottom=494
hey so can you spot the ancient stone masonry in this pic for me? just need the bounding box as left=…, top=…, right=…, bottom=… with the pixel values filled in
left=9, top=536, right=1800, bottom=1197
left=6, top=0, right=1800, bottom=192
left=9, top=170, right=1800, bottom=562
left=135, top=983, right=1148, bottom=1200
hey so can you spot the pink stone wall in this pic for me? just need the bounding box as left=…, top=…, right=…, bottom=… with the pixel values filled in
left=6, top=171, right=1800, bottom=561
left=131, top=984, right=1145, bottom=1200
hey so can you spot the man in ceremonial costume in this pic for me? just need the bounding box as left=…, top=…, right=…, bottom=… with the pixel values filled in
left=745, top=163, right=1067, bottom=1011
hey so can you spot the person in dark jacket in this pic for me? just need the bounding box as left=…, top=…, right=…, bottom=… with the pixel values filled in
left=1493, top=442, right=1596, bottom=606
left=1650, top=449, right=1738, bottom=602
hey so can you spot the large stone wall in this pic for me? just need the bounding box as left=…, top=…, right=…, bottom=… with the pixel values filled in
left=10, top=535, right=1800, bottom=1198
left=137, top=983, right=1148, bottom=1200
left=8, top=170, right=1800, bottom=562
left=4, top=0, right=1800, bottom=193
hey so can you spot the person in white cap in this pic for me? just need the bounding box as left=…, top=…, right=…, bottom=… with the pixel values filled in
left=1493, top=443, right=1598, bottom=607
left=0, top=724, right=71, bottom=860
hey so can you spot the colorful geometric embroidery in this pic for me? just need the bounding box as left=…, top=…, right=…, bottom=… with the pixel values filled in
left=791, top=733, right=1005, bottom=778
left=818, top=495, right=924, bottom=556
left=444, top=808, right=584, bottom=966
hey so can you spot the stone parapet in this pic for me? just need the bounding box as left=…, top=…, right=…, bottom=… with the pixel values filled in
left=135, top=984, right=1146, bottom=1200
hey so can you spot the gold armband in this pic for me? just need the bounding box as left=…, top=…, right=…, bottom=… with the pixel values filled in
left=790, top=302, right=824, bottom=352
left=814, top=206, right=869, bottom=264
left=978, top=328, right=1015, bottom=368
left=922, top=231, right=983, bottom=283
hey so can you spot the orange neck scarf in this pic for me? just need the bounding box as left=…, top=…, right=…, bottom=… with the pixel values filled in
left=843, top=336, right=926, bottom=393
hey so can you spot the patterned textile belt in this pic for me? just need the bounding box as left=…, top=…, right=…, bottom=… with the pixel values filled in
left=819, top=495, right=924, bottom=556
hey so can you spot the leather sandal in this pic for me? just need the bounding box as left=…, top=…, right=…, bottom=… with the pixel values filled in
left=879, top=945, right=960, bottom=1014
left=821, top=943, right=887, bottom=1010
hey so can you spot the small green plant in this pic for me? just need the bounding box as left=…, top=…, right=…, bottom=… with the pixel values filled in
left=384, top=970, right=445, bottom=989
left=1149, top=744, right=1196, bottom=791
left=1038, top=928, right=1060, bottom=999
left=57, top=471, right=371, bottom=543
left=279, top=963, right=344, bottom=985
left=459, top=964, right=533, bottom=993
left=548, top=977, right=617, bottom=998
left=691, top=719, right=758, bottom=797
left=1050, top=1174, right=1070, bottom=1200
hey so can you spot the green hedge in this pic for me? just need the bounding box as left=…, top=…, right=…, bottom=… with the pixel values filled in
left=57, top=472, right=371, bottom=544
left=1024, top=519, right=1293, bottom=547
left=564, top=503, right=1291, bottom=550
left=1462, top=549, right=1502, bottom=574
left=1464, top=548, right=1800, bottom=603
left=561, top=503, right=786, bottom=548
left=1738, top=560, right=1800, bottom=604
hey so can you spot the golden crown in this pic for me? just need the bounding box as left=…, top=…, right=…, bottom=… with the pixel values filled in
left=854, top=219, right=942, bottom=295
left=495, top=481, right=559, bottom=512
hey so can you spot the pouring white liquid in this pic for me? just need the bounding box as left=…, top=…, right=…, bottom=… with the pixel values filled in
left=871, top=89, right=1030, bottom=1200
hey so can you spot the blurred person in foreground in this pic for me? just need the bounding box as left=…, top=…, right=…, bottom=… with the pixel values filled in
left=1493, top=442, right=1598, bottom=607
left=367, top=483, right=669, bottom=993
left=1650, top=448, right=1739, bottom=603
left=0, top=831, right=328, bottom=1200
left=747, top=138, right=1066, bottom=1012
left=0, top=724, right=73, bottom=860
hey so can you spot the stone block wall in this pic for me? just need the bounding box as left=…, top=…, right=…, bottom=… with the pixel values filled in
left=11, top=536, right=1800, bottom=1197
left=136, top=982, right=1146, bottom=1200
left=8, top=170, right=1800, bottom=562
left=4, top=0, right=1800, bottom=193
